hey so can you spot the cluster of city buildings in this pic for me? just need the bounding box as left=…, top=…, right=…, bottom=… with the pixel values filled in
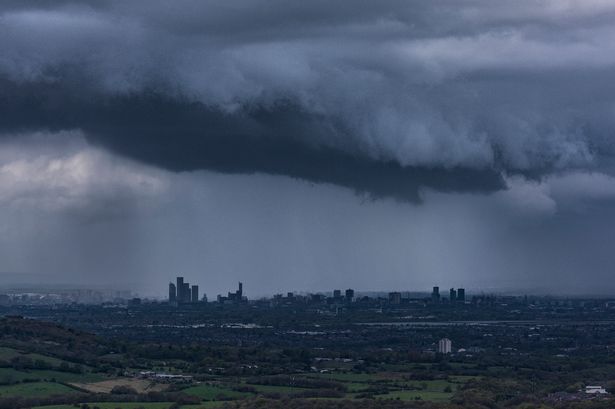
left=430, top=286, right=466, bottom=304
left=165, top=279, right=471, bottom=307
left=273, top=288, right=355, bottom=306
left=270, top=286, right=469, bottom=307
left=385, top=286, right=465, bottom=305
left=167, top=277, right=247, bottom=305
left=0, top=289, right=134, bottom=306
left=168, top=277, right=202, bottom=305
left=217, top=282, right=247, bottom=304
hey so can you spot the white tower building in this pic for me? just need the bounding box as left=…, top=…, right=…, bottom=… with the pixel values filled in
left=437, top=338, right=452, bottom=354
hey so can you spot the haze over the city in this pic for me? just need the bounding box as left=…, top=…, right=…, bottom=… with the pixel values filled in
left=1, top=0, right=615, bottom=297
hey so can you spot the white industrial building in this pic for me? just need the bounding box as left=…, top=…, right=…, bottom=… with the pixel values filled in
left=584, top=385, right=607, bottom=394
left=437, top=338, right=452, bottom=354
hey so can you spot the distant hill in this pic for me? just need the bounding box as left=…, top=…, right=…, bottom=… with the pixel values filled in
left=0, top=315, right=111, bottom=366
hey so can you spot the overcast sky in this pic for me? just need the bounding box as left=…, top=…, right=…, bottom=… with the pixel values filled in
left=1, top=1, right=615, bottom=297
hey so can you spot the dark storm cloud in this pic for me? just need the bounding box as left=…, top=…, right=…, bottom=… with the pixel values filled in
left=1, top=0, right=614, bottom=199
left=0, top=78, right=503, bottom=201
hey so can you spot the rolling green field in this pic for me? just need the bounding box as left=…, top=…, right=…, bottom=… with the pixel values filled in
left=308, top=372, right=375, bottom=382
left=181, top=383, right=251, bottom=400
left=343, top=382, right=369, bottom=392
left=0, top=365, right=471, bottom=404
left=0, top=367, right=105, bottom=383
left=378, top=389, right=454, bottom=401
left=0, top=381, right=79, bottom=397
left=32, top=403, right=226, bottom=409
left=0, top=347, right=69, bottom=367
left=246, top=383, right=310, bottom=394
left=178, top=371, right=472, bottom=402
left=33, top=404, right=175, bottom=409
left=304, top=371, right=468, bottom=401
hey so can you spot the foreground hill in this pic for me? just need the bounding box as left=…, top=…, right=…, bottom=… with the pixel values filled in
left=0, top=315, right=109, bottom=366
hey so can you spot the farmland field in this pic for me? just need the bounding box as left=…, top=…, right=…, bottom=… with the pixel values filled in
left=70, top=378, right=168, bottom=394
left=32, top=403, right=226, bottom=409
left=181, top=383, right=251, bottom=400
left=0, top=367, right=105, bottom=383
left=0, top=381, right=79, bottom=397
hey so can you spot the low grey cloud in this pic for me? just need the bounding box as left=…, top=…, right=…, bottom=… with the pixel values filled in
left=0, top=131, right=168, bottom=220
left=1, top=1, right=614, bottom=200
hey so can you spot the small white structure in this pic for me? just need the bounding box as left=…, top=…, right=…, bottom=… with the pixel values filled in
left=585, top=385, right=608, bottom=394
left=437, top=338, right=452, bottom=354
left=138, top=371, right=193, bottom=383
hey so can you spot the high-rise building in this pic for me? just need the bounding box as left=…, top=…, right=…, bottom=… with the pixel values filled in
left=169, top=283, right=176, bottom=303
left=238, top=282, right=243, bottom=298
left=345, top=288, right=354, bottom=301
left=450, top=288, right=457, bottom=302
left=177, top=277, right=184, bottom=302
left=457, top=288, right=465, bottom=303
left=432, top=286, right=440, bottom=303
left=437, top=338, right=452, bottom=354
left=388, top=292, right=401, bottom=305
left=182, top=283, right=190, bottom=303
left=333, top=289, right=341, bottom=299
left=191, top=285, right=199, bottom=303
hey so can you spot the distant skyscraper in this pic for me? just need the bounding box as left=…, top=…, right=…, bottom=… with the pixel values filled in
left=345, top=289, right=354, bottom=301
left=177, top=277, right=184, bottom=302
left=169, top=283, right=176, bottom=303
left=238, top=282, right=243, bottom=298
left=457, top=288, right=465, bottom=303
left=450, top=288, right=457, bottom=302
left=388, top=292, right=401, bottom=305
left=333, top=289, right=341, bottom=299
left=182, top=283, right=190, bottom=303
left=437, top=338, right=452, bottom=354
left=191, top=285, right=199, bottom=303
left=432, top=286, right=440, bottom=303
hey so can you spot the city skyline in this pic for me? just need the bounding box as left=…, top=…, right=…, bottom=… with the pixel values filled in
left=1, top=274, right=613, bottom=300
